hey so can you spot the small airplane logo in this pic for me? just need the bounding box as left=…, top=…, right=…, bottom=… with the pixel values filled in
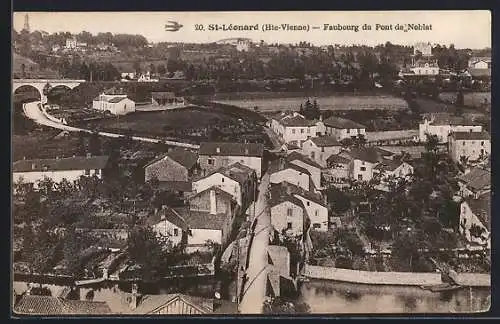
left=165, top=21, right=183, bottom=32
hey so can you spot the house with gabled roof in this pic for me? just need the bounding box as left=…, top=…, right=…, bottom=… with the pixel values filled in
left=269, top=159, right=314, bottom=192
left=269, top=190, right=307, bottom=237
left=188, top=186, right=237, bottom=216
left=301, top=136, right=342, bottom=168
left=448, top=131, right=490, bottom=164
left=92, top=92, right=135, bottom=115
left=344, top=147, right=395, bottom=182
left=198, top=142, right=264, bottom=178
left=373, top=159, right=414, bottom=191
left=459, top=192, right=491, bottom=249
left=322, top=116, right=366, bottom=141
left=286, top=151, right=323, bottom=189
left=271, top=182, right=328, bottom=231
left=144, top=148, right=199, bottom=190
left=325, top=154, right=351, bottom=182
left=457, top=166, right=491, bottom=199
left=419, top=115, right=482, bottom=143
left=13, top=155, right=109, bottom=188
left=270, top=112, right=322, bottom=147
left=149, top=206, right=188, bottom=247
left=266, top=245, right=295, bottom=298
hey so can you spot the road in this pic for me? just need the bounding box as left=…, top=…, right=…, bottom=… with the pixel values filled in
left=238, top=173, right=271, bottom=314
left=23, top=101, right=200, bottom=149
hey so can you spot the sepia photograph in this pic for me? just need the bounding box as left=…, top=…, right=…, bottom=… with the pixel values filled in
left=11, top=10, right=491, bottom=316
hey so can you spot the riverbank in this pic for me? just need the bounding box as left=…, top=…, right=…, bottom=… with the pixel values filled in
left=304, top=265, right=490, bottom=287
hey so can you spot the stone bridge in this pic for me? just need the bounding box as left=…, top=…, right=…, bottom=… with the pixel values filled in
left=13, top=79, right=85, bottom=104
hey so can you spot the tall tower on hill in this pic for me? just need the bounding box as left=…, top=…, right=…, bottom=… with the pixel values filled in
left=23, top=13, right=30, bottom=33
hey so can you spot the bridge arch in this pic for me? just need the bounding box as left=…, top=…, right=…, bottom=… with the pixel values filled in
left=12, top=79, right=85, bottom=104
left=13, top=84, right=42, bottom=103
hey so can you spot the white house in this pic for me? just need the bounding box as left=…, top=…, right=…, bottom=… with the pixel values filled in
left=65, top=38, right=77, bottom=49
left=191, top=162, right=256, bottom=209
left=468, top=57, right=491, bottom=69
left=339, top=147, right=394, bottom=182
left=324, top=154, right=351, bottom=183
left=92, top=93, right=136, bottom=115
left=270, top=162, right=312, bottom=192
left=182, top=209, right=231, bottom=253
left=137, top=72, right=159, bottom=82
left=301, top=136, right=342, bottom=167
left=322, top=116, right=366, bottom=141
left=419, top=115, right=482, bottom=143
left=286, top=152, right=323, bottom=189
left=448, top=132, right=490, bottom=164
left=410, top=63, right=440, bottom=75
left=457, top=166, right=490, bottom=199
left=271, top=182, right=328, bottom=232
left=270, top=112, right=321, bottom=147
left=13, top=155, right=109, bottom=188
left=150, top=207, right=188, bottom=247
left=459, top=193, right=490, bottom=249
left=373, top=160, right=414, bottom=191
left=269, top=193, right=306, bottom=237
left=236, top=39, right=250, bottom=52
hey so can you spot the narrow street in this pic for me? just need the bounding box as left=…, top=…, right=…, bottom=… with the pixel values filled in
left=238, top=173, right=271, bottom=314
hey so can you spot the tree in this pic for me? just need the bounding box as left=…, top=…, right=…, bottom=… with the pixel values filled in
left=325, top=187, right=351, bottom=214
left=76, top=131, right=87, bottom=156
left=89, top=132, right=102, bottom=156
left=133, top=61, right=141, bottom=75
left=63, top=225, right=82, bottom=275
left=157, top=64, right=167, bottom=76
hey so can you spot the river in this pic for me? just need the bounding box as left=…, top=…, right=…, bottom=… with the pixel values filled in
left=298, top=279, right=490, bottom=314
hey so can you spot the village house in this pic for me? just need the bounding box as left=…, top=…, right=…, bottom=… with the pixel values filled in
left=92, top=93, right=136, bottom=115
left=271, top=182, right=328, bottom=232
left=459, top=192, right=490, bottom=249
left=322, top=116, right=366, bottom=141
left=189, top=186, right=237, bottom=216
left=340, top=147, right=395, bottom=182
left=144, top=148, right=199, bottom=190
left=301, top=136, right=342, bottom=168
left=269, top=160, right=314, bottom=192
left=418, top=115, right=482, bottom=143
left=448, top=131, right=491, bottom=164
left=270, top=112, right=321, bottom=147
left=151, top=92, right=186, bottom=108
left=120, top=67, right=136, bottom=80
left=457, top=166, right=491, bottom=199
left=373, top=159, right=414, bottom=191
left=198, top=142, right=264, bottom=178
left=150, top=206, right=188, bottom=247
left=269, top=190, right=306, bottom=237
left=12, top=155, right=109, bottom=188
left=324, top=154, right=351, bottom=183
left=191, top=162, right=257, bottom=211
left=468, top=57, right=491, bottom=69
left=286, top=152, right=323, bottom=189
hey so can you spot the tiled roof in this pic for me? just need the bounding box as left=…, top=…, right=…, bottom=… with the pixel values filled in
left=427, top=115, right=477, bottom=126
left=198, top=162, right=255, bottom=186
left=280, top=115, right=317, bottom=127
left=199, top=142, right=264, bottom=157
left=174, top=207, right=228, bottom=231
left=348, top=147, right=393, bottom=164
left=323, top=116, right=365, bottom=129
left=148, top=207, right=188, bottom=230
left=145, top=149, right=198, bottom=170
left=107, top=97, right=130, bottom=103
left=286, top=152, right=322, bottom=169
left=374, top=160, right=408, bottom=172
left=309, top=136, right=341, bottom=147
left=458, top=167, right=491, bottom=191
left=326, top=154, right=351, bottom=165
left=128, top=293, right=213, bottom=314
left=270, top=182, right=325, bottom=207
left=451, top=132, right=490, bottom=141
left=465, top=193, right=491, bottom=230
left=13, top=156, right=109, bottom=173
left=269, top=189, right=305, bottom=209
left=14, top=295, right=112, bottom=315
left=189, top=186, right=235, bottom=202
left=287, top=163, right=312, bottom=176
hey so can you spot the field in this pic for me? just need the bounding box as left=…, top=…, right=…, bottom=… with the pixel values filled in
left=212, top=94, right=409, bottom=112
left=12, top=131, right=81, bottom=162
left=439, top=92, right=491, bottom=108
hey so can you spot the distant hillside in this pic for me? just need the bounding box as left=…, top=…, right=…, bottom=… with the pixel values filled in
left=12, top=53, right=60, bottom=79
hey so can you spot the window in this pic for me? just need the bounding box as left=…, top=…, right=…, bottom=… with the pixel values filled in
left=361, top=161, right=365, bottom=165
left=311, top=152, right=315, bottom=159
left=208, top=158, right=214, bottom=165
left=174, top=228, right=179, bottom=236
left=306, top=201, right=310, bottom=206
left=463, top=141, right=466, bottom=146
left=85, top=169, right=90, bottom=176
left=315, top=210, right=319, bottom=216
left=346, top=129, right=350, bottom=134
left=471, top=141, right=475, bottom=145
left=292, top=129, right=296, bottom=134
left=321, top=147, right=325, bottom=152
left=307, top=128, right=310, bottom=133
left=188, top=230, right=193, bottom=236
left=221, top=177, right=225, bottom=183
left=481, top=141, right=484, bottom=146
left=313, top=223, right=321, bottom=229
left=358, top=174, right=363, bottom=181
left=360, top=167, right=366, bottom=171
left=301, top=129, right=304, bottom=134
left=287, top=208, right=293, bottom=216
left=95, top=169, right=100, bottom=175
left=481, top=149, right=485, bottom=155
left=287, top=222, right=293, bottom=229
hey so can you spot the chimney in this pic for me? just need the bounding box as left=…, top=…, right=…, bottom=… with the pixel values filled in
left=245, top=148, right=249, bottom=155
left=86, top=152, right=92, bottom=158
left=23, top=156, right=26, bottom=160
left=130, top=283, right=139, bottom=310
left=216, top=147, right=221, bottom=153
left=210, top=189, right=217, bottom=215
left=31, top=163, right=36, bottom=170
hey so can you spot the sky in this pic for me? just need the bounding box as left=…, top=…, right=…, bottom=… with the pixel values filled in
left=13, top=11, right=491, bottom=49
